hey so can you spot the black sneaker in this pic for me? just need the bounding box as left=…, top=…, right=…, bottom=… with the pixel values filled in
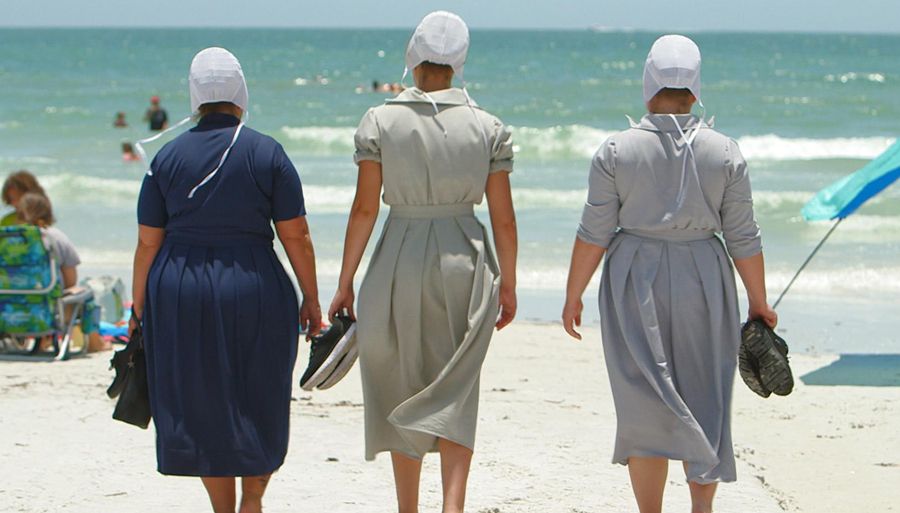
left=738, top=341, right=771, bottom=398
left=299, top=314, right=356, bottom=391
left=740, top=320, right=794, bottom=397
left=316, top=330, right=358, bottom=390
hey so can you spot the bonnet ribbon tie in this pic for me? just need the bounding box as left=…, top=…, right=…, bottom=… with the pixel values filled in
left=135, top=116, right=192, bottom=175
left=187, top=122, right=244, bottom=199
left=664, top=114, right=702, bottom=222
left=419, top=89, right=448, bottom=137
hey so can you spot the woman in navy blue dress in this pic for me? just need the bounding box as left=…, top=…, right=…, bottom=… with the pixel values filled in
left=130, top=48, right=321, bottom=513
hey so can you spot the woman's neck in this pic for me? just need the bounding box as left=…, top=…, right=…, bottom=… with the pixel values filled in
left=200, top=105, right=243, bottom=119
left=648, top=107, right=693, bottom=115
left=416, top=79, right=452, bottom=93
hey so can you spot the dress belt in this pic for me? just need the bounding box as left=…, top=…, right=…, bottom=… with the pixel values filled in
left=619, top=228, right=717, bottom=243
left=388, top=203, right=475, bottom=219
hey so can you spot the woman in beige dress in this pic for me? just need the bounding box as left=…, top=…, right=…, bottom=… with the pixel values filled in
left=328, top=11, right=517, bottom=513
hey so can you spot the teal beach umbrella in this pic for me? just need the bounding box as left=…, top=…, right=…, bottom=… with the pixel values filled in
left=774, top=140, right=900, bottom=307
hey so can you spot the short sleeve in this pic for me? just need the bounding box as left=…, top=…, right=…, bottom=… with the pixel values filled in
left=271, top=143, right=306, bottom=221
left=42, top=228, right=81, bottom=268
left=54, top=233, right=81, bottom=268
left=489, top=120, right=514, bottom=174
left=721, top=139, right=762, bottom=259
left=576, top=139, right=619, bottom=249
left=353, top=108, right=381, bottom=164
left=137, top=168, right=168, bottom=228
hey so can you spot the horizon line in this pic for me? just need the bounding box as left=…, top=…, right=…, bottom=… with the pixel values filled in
left=1, top=25, right=899, bottom=36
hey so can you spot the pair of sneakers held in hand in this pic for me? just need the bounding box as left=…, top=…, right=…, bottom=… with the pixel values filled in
left=739, top=320, right=794, bottom=398
left=300, top=313, right=357, bottom=391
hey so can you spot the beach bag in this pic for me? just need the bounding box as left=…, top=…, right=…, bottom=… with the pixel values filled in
left=107, top=323, right=151, bottom=429
left=739, top=320, right=794, bottom=398
left=81, top=275, right=126, bottom=323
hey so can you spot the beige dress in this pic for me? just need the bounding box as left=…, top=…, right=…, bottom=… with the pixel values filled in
left=354, top=87, right=513, bottom=461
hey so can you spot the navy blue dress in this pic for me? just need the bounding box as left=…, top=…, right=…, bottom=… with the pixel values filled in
left=138, top=113, right=305, bottom=477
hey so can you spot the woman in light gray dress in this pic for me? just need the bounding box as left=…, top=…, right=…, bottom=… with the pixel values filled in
left=328, top=11, right=517, bottom=513
left=562, top=35, right=777, bottom=513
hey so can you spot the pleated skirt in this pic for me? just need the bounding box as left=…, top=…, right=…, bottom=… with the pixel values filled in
left=599, top=231, right=740, bottom=484
left=357, top=203, right=500, bottom=461
left=143, top=234, right=299, bottom=476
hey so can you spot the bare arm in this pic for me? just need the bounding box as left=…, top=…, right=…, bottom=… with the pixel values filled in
left=485, top=171, right=517, bottom=330
left=275, top=216, right=322, bottom=338
left=328, top=160, right=382, bottom=320
left=61, top=266, right=78, bottom=289
left=732, top=251, right=777, bottom=327
left=130, top=225, right=165, bottom=328
left=562, top=237, right=606, bottom=340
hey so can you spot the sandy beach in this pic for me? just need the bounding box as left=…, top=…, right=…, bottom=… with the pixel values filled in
left=0, top=321, right=897, bottom=512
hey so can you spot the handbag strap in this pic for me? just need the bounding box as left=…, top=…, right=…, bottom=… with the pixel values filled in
left=129, top=307, right=144, bottom=351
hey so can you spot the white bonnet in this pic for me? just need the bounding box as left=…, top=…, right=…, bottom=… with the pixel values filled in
left=405, top=11, right=469, bottom=80
left=189, top=47, right=249, bottom=114
left=643, top=35, right=702, bottom=105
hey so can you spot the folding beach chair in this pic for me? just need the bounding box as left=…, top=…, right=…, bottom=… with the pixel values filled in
left=0, top=225, right=94, bottom=361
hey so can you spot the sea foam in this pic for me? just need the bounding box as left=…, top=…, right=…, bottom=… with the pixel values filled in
left=280, top=125, right=895, bottom=162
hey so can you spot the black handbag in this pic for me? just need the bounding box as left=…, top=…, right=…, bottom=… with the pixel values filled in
left=739, top=319, right=794, bottom=398
left=107, top=323, right=152, bottom=429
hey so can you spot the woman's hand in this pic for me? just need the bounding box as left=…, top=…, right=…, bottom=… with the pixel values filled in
left=495, top=283, right=516, bottom=330
left=300, top=298, right=322, bottom=341
left=562, top=297, right=584, bottom=340
left=328, top=286, right=356, bottom=322
left=748, top=301, right=777, bottom=329
left=128, top=307, right=141, bottom=338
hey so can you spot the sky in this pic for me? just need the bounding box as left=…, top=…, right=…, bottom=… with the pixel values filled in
left=3, top=0, right=900, bottom=33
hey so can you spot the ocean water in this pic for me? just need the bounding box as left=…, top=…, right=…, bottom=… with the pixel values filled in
left=0, top=29, right=897, bottom=353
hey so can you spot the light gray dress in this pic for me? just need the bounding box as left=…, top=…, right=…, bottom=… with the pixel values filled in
left=354, top=87, right=513, bottom=461
left=577, top=114, right=762, bottom=484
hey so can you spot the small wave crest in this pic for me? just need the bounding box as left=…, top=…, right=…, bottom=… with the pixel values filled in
left=512, top=264, right=900, bottom=297
left=509, top=125, right=618, bottom=159
left=736, top=135, right=895, bottom=160
left=280, top=124, right=895, bottom=161
left=34, top=173, right=590, bottom=212
left=41, top=174, right=142, bottom=205
left=280, top=126, right=356, bottom=155
left=766, top=266, right=900, bottom=297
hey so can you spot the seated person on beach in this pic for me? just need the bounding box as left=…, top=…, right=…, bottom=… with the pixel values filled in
left=1, top=170, right=47, bottom=227
left=121, top=142, right=140, bottom=162
left=17, top=193, right=80, bottom=288
left=16, top=193, right=106, bottom=351
left=114, top=111, right=128, bottom=128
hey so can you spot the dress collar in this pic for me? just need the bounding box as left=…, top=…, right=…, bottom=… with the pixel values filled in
left=385, top=87, right=478, bottom=107
left=627, top=113, right=713, bottom=132
left=195, top=112, right=242, bottom=130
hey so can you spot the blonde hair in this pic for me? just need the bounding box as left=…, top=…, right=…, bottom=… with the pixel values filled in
left=17, top=192, right=55, bottom=226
